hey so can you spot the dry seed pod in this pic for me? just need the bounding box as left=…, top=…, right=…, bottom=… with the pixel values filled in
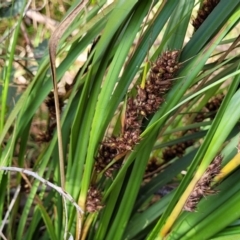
left=192, top=0, right=220, bottom=31
left=162, top=92, right=223, bottom=162
left=95, top=50, right=180, bottom=178
left=162, top=140, right=194, bottom=162
left=144, top=157, right=161, bottom=177
left=183, top=155, right=222, bottom=212
left=36, top=122, right=57, bottom=143
left=37, top=91, right=64, bottom=143
left=45, top=92, right=64, bottom=120
left=205, top=93, right=225, bottom=119
left=136, top=50, right=180, bottom=115
left=86, top=186, right=104, bottom=213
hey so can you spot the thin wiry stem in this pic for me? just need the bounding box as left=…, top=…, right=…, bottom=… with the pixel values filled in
left=63, top=197, right=68, bottom=240
left=0, top=232, right=7, bottom=240
left=0, top=167, right=84, bottom=215
left=0, top=185, right=21, bottom=234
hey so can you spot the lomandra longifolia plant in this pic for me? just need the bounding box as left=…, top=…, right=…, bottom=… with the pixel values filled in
left=0, top=0, right=240, bottom=240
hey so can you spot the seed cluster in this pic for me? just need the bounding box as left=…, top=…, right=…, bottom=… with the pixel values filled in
left=95, top=50, right=180, bottom=177
left=86, top=186, right=104, bottom=213
left=162, top=140, right=194, bottom=162
left=183, top=155, right=222, bottom=212
left=192, top=0, right=220, bottom=31
left=206, top=93, right=224, bottom=118
left=144, top=157, right=162, bottom=182
left=45, top=92, right=64, bottom=120
left=37, top=92, right=64, bottom=142
left=145, top=157, right=161, bottom=175
left=162, top=93, right=224, bottom=162
left=136, top=51, right=179, bottom=115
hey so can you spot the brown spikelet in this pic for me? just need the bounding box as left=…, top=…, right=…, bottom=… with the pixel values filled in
left=86, top=186, right=104, bottom=213
left=205, top=93, right=224, bottom=119
left=190, top=93, right=224, bottom=130
left=162, top=141, right=194, bottom=162
left=37, top=92, right=64, bottom=143
left=143, top=157, right=163, bottom=184
left=144, top=157, right=162, bottom=179
left=183, top=155, right=222, bottom=212
left=161, top=92, right=224, bottom=162
left=145, top=157, right=161, bottom=175
left=124, top=98, right=142, bottom=131
left=192, top=0, right=220, bottom=31
left=193, top=93, right=224, bottom=122
left=136, top=51, right=180, bottom=116
left=194, top=112, right=207, bottom=123
left=95, top=137, right=121, bottom=176
left=45, top=92, right=64, bottom=120
left=95, top=129, right=141, bottom=177
left=36, top=122, right=57, bottom=143
left=36, top=131, right=53, bottom=143
left=95, top=50, right=181, bottom=177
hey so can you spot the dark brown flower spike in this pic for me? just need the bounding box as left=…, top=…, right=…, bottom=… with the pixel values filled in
left=162, top=93, right=224, bottom=163
left=95, top=50, right=181, bottom=177
left=192, top=0, right=220, bottom=31
left=184, top=155, right=222, bottom=212
left=86, top=186, right=104, bottom=213
left=37, top=91, right=65, bottom=143
left=45, top=91, right=64, bottom=120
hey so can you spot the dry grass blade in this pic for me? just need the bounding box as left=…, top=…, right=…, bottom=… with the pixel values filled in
left=48, top=0, right=89, bottom=189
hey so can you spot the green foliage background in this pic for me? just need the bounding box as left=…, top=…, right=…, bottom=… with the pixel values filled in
left=0, top=0, right=240, bottom=239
